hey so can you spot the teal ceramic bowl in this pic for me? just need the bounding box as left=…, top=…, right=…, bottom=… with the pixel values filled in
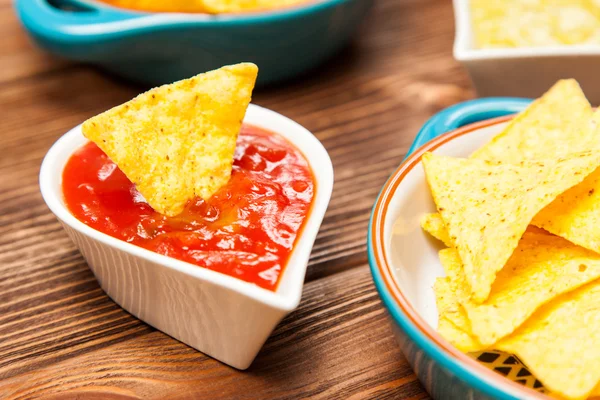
left=366, top=98, right=563, bottom=400
left=15, top=0, right=372, bottom=86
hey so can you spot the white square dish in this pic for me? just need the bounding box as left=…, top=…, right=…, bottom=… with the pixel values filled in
left=39, top=104, right=333, bottom=370
left=453, top=0, right=600, bottom=104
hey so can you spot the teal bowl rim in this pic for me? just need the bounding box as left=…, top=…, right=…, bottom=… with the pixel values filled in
left=366, top=97, right=556, bottom=400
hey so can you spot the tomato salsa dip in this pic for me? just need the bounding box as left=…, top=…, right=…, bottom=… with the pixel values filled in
left=62, top=125, right=315, bottom=291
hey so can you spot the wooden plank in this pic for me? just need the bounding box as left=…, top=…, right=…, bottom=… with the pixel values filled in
left=0, top=4, right=71, bottom=85
left=0, top=266, right=430, bottom=400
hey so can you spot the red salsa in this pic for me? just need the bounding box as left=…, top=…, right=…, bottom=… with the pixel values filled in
left=62, top=125, right=315, bottom=291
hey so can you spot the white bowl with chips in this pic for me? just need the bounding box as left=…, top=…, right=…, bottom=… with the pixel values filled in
left=453, top=0, right=600, bottom=104
left=40, top=104, right=334, bottom=370
left=367, top=98, right=567, bottom=399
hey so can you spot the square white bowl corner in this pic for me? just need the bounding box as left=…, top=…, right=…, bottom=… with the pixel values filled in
left=39, top=104, right=334, bottom=370
left=452, top=0, right=600, bottom=103
left=452, top=0, right=474, bottom=62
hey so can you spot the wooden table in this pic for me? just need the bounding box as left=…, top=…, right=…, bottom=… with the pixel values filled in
left=0, top=0, right=474, bottom=398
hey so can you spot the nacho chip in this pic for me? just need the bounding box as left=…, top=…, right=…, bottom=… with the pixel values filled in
left=98, top=0, right=209, bottom=12
left=438, top=315, right=484, bottom=353
left=425, top=222, right=549, bottom=251
left=521, top=225, right=552, bottom=236
left=83, top=63, right=258, bottom=217
left=434, top=276, right=460, bottom=316
left=532, top=107, right=600, bottom=253
left=472, top=83, right=600, bottom=255
left=422, top=214, right=548, bottom=251
left=421, top=213, right=452, bottom=247
left=533, top=167, right=600, bottom=254
left=472, top=79, right=593, bottom=162
left=422, top=80, right=595, bottom=242
left=440, top=233, right=600, bottom=346
left=202, top=0, right=309, bottom=13
left=102, top=0, right=310, bottom=13
left=497, top=280, right=600, bottom=400
left=422, top=152, right=600, bottom=303
left=434, top=277, right=485, bottom=352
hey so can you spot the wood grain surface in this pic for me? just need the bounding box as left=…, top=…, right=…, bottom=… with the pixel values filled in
left=0, top=0, right=473, bottom=398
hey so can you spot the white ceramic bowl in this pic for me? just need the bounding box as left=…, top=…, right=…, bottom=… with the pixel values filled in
left=39, top=104, right=334, bottom=370
left=453, top=0, right=600, bottom=104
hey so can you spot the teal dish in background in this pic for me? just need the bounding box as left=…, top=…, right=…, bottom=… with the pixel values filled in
left=15, top=0, right=373, bottom=86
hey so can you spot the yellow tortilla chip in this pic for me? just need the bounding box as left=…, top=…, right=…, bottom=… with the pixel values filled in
left=472, top=82, right=600, bottom=255
left=83, top=63, right=258, bottom=217
left=436, top=265, right=600, bottom=397
left=202, top=0, right=309, bottom=13
left=421, top=213, right=452, bottom=247
left=472, top=79, right=593, bottom=162
left=102, top=0, right=310, bottom=13
left=522, top=225, right=552, bottom=236
left=98, top=0, right=209, bottom=12
left=438, top=315, right=483, bottom=353
left=434, top=277, right=459, bottom=317
left=440, top=233, right=600, bottom=346
left=421, top=215, right=548, bottom=250
left=423, top=80, right=595, bottom=242
left=516, top=109, right=600, bottom=256
left=434, top=277, right=485, bottom=352
left=423, top=152, right=600, bottom=303
left=533, top=164, right=600, bottom=254
left=497, top=280, right=600, bottom=400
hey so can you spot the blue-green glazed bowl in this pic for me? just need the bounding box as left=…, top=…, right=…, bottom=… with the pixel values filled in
left=15, top=0, right=372, bottom=86
left=367, top=98, right=558, bottom=400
